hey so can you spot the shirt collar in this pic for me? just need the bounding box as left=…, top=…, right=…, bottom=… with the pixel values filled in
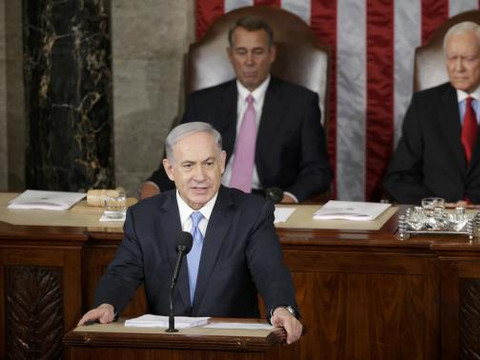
left=176, top=190, right=218, bottom=225
left=456, top=86, right=480, bottom=103
left=236, top=75, right=271, bottom=104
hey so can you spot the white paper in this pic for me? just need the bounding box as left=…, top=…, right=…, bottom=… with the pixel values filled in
left=313, top=200, right=391, bottom=221
left=7, top=190, right=86, bottom=211
left=202, top=322, right=273, bottom=330
left=124, top=314, right=210, bottom=328
left=274, top=207, right=296, bottom=223
left=99, top=213, right=126, bottom=222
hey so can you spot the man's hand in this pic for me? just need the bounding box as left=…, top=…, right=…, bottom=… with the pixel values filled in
left=77, top=303, right=115, bottom=326
left=140, top=182, right=160, bottom=199
left=445, top=200, right=468, bottom=208
left=271, top=307, right=303, bottom=344
left=280, top=193, right=296, bottom=203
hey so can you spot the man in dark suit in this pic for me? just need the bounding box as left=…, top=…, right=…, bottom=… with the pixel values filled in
left=140, top=15, right=331, bottom=203
left=78, top=122, right=303, bottom=344
left=385, top=21, right=480, bottom=204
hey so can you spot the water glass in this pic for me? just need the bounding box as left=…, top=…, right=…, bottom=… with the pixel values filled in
left=103, top=190, right=127, bottom=219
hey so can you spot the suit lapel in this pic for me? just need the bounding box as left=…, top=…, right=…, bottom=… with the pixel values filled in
left=160, top=193, right=191, bottom=311
left=192, top=186, right=233, bottom=312
left=214, top=81, right=238, bottom=162
left=438, top=85, right=466, bottom=174
left=256, top=78, right=282, bottom=179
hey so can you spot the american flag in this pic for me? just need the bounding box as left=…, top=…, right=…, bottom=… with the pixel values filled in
left=195, top=0, right=480, bottom=201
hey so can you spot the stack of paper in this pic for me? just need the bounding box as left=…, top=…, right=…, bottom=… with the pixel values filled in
left=313, top=200, right=391, bottom=221
left=7, top=190, right=86, bottom=211
left=124, top=314, right=210, bottom=328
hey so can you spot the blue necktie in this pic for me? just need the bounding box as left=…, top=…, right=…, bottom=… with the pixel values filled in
left=187, top=211, right=204, bottom=305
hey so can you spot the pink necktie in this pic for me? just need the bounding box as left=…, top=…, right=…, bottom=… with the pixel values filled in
left=230, top=94, right=256, bottom=193
left=462, top=96, right=478, bottom=164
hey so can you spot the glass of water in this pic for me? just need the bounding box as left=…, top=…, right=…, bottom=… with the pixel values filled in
left=103, top=190, right=127, bottom=219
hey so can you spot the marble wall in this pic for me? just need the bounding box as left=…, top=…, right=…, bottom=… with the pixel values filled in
left=0, top=0, right=25, bottom=192
left=24, top=0, right=113, bottom=191
left=0, top=0, right=6, bottom=190
left=0, top=0, right=195, bottom=195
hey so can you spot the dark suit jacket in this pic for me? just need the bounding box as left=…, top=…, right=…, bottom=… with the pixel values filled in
left=385, top=82, right=480, bottom=204
left=94, top=186, right=297, bottom=318
left=148, top=77, right=331, bottom=202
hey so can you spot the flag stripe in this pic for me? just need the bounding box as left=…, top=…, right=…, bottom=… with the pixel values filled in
left=336, top=0, right=366, bottom=200
left=225, top=0, right=252, bottom=13
left=393, top=0, right=421, bottom=146
left=254, top=0, right=280, bottom=6
left=281, top=0, right=310, bottom=25
left=196, top=0, right=225, bottom=39
left=421, top=0, right=449, bottom=44
left=449, top=0, right=478, bottom=17
left=365, top=0, right=395, bottom=201
left=310, top=0, right=338, bottom=198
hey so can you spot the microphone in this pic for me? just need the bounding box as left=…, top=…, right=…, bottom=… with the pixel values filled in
left=166, top=231, right=193, bottom=332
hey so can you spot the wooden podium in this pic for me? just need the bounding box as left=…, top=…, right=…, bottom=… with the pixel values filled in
left=63, top=318, right=299, bottom=360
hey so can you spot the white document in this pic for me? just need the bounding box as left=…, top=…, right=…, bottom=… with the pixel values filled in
left=313, top=200, right=391, bottom=221
left=274, top=207, right=296, bottom=223
left=124, top=314, right=210, bottom=328
left=202, top=322, right=273, bottom=330
left=7, top=190, right=86, bottom=211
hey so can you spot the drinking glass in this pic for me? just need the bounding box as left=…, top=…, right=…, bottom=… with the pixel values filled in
left=103, top=190, right=127, bottom=219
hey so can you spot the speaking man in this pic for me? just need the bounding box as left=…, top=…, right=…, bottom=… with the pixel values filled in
left=78, top=122, right=303, bottom=344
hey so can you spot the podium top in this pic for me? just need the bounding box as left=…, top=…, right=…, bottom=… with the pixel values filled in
left=63, top=318, right=286, bottom=352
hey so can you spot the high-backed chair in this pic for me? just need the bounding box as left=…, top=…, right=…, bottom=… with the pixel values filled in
left=185, top=5, right=331, bottom=131
left=414, top=10, right=480, bottom=92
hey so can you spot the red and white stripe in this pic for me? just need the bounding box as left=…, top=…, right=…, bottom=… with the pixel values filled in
left=195, top=0, right=480, bottom=201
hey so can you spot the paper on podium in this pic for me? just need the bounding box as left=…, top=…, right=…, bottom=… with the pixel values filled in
left=313, top=200, right=391, bottom=221
left=7, top=190, right=86, bottom=211
left=274, top=207, right=296, bottom=223
left=124, top=314, right=210, bottom=328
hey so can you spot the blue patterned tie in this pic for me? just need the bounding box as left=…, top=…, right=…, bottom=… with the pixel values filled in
left=187, top=211, right=204, bottom=305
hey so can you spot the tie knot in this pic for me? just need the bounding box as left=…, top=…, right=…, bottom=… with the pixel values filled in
left=246, top=94, right=254, bottom=104
left=467, top=96, right=474, bottom=106
left=190, top=211, right=203, bottom=226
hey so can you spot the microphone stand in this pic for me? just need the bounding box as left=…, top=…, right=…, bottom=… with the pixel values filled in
left=166, top=244, right=187, bottom=332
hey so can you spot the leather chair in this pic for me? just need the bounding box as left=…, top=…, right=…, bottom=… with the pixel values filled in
left=414, top=10, right=480, bottom=92
left=185, top=5, right=331, bottom=131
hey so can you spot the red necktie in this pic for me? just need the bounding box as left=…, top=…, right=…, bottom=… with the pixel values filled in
left=461, top=96, right=478, bottom=164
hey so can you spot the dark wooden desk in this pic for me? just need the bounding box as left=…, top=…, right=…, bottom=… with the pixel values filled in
left=63, top=318, right=296, bottom=360
left=1, top=203, right=480, bottom=359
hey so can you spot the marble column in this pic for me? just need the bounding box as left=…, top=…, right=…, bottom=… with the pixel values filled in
left=23, top=0, right=113, bottom=191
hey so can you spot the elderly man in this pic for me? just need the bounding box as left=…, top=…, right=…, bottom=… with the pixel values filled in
left=78, top=122, right=303, bottom=344
left=140, top=15, right=331, bottom=203
left=385, top=21, right=480, bottom=204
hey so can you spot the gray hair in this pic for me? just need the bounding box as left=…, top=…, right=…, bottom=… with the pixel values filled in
left=165, top=122, right=223, bottom=163
left=444, top=21, right=480, bottom=51
left=228, top=15, right=274, bottom=47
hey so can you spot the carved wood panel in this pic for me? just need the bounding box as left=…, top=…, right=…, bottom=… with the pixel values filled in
left=5, top=265, right=63, bottom=360
left=460, top=279, right=480, bottom=360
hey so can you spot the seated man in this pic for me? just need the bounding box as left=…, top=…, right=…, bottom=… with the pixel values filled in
left=78, top=122, right=303, bottom=345
left=385, top=21, right=480, bottom=204
left=140, top=15, right=331, bottom=203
